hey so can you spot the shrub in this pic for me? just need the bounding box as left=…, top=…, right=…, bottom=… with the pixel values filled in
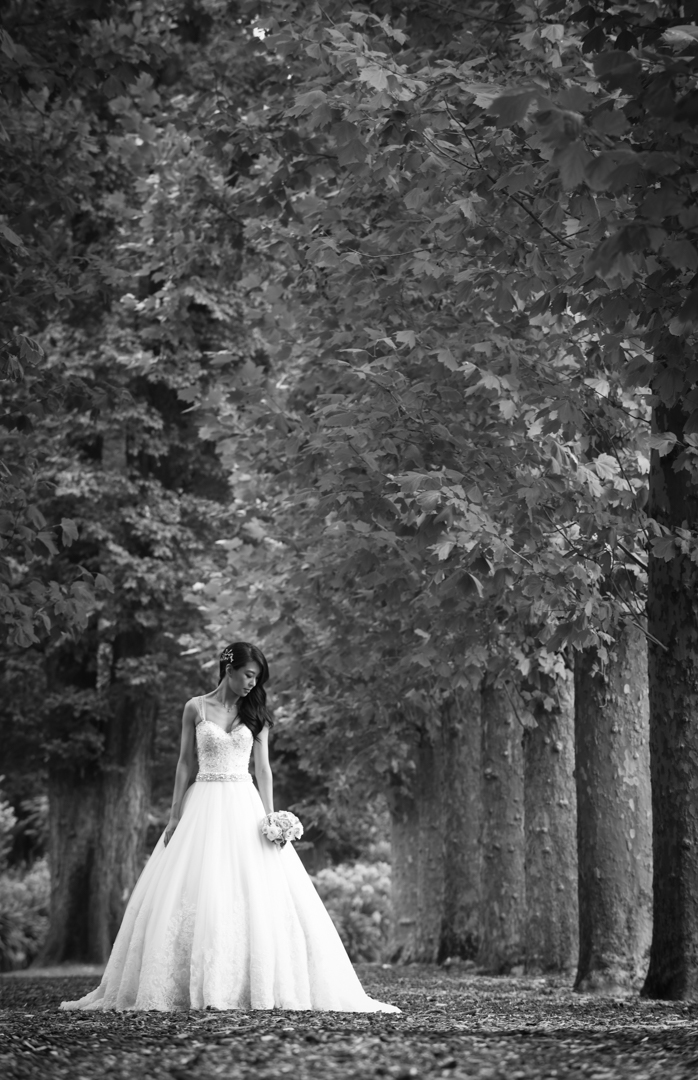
left=311, top=860, right=391, bottom=962
left=0, top=858, right=50, bottom=971
left=0, top=783, right=50, bottom=970
left=0, top=787, right=16, bottom=871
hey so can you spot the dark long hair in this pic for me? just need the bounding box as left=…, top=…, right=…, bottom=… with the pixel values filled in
left=218, top=641, right=272, bottom=739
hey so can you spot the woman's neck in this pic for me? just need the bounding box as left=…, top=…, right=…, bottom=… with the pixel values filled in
left=214, top=688, right=240, bottom=711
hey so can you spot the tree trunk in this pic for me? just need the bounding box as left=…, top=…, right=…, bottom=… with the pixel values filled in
left=38, top=770, right=101, bottom=965
left=389, top=691, right=481, bottom=963
left=574, top=626, right=652, bottom=993
left=39, top=690, right=156, bottom=965
left=89, top=686, right=157, bottom=960
left=389, top=734, right=444, bottom=963
left=643, top=400, right=698, bottom=1000
left=476, top=682, right=525, bottom=973
left=37, top=432, right=165, bottom=964
left=439, top=690, right=481, bottom=962
left=524, top=673, right=578, bottom=974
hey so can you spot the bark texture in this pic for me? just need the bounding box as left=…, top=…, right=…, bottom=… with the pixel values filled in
left=39, top=771, right=101, bottom=964
left=476, top=682, right=525, bottom=973
left=390, top=736, right=444, bottom=963
left=40, top=689, right=156, bottom=965
left=439, top=691, right=481, bottom=962
left=89, top=686, right=158, bottom=960
left=574, top=626, right=652, bottom=993
left=644, top=403, right=698, bottom=1000
left=389, top=692, right=481, bottom=963
left=524, top=675, right=578, bottom=974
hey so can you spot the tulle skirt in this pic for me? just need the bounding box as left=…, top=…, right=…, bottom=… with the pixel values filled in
left=59, top=780, right=399, bottom=1013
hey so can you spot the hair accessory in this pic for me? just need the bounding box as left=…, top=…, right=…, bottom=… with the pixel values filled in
left=220, top=645, right=236, bottom=665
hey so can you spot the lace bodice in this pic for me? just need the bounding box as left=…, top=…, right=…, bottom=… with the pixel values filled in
left=195, top=697, right=253, bottom=781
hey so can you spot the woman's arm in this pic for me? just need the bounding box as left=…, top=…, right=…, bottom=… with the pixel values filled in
left=164, top=700, right=198, bottom=846
left=253, top=723, right=274, bottom=817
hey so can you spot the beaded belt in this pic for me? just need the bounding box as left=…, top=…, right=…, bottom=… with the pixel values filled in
left=196, top=773, right=252, bottom=783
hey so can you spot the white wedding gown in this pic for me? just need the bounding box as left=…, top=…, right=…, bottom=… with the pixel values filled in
left=61, top=698, right=399, bottom=1012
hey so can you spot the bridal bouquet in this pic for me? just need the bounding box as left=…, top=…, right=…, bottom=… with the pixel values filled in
left=261, top=810, right=304, bottom=848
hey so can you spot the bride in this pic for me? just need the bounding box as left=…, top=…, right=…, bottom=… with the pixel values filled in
left=61, top=642, right=399, bottom=1013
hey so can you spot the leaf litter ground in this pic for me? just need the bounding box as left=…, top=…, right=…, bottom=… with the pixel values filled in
left=2, top=966, right=698, bottom=1080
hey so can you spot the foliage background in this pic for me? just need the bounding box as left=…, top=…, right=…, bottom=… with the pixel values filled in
left=3, top=0, right=698, bottom=977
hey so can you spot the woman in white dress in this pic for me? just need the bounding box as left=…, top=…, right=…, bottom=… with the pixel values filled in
left=60, top=642, right=399, bottom=1013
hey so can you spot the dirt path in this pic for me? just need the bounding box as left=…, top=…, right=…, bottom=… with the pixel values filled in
left=2, top=967, right=697, bottom=1079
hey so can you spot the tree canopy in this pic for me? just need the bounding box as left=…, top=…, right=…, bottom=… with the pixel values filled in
left=3, top=0, right=698, bottom=967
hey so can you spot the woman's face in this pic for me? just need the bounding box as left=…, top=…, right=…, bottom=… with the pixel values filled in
left=226, top=660, right=261, bottom=698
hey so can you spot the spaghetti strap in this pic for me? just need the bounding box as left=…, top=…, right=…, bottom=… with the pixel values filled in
left=195, top=696, right=206, bottom=725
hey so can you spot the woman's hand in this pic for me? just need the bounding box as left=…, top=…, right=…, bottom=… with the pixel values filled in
left=164, top=816, right=179, bottom=847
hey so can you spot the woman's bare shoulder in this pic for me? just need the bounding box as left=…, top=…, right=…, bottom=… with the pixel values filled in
left=182, top=697, right=203, bottom=721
